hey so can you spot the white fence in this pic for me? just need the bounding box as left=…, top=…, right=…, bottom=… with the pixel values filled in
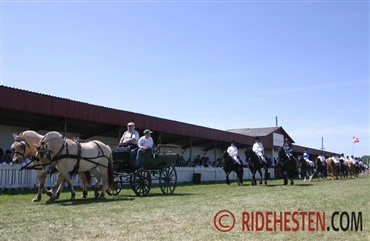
left=0, top=163, right=275, bottom=190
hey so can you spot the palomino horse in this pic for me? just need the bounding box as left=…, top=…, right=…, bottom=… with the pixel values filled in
left=244, top=148, right=270, bottom=186
left=326, top=158, right=338, bottom=180
left=11, top=131, right=51, bottom=202
left=297, top=156, right=314, bottom=181
left=11, top=131, right=91, bottom=202
left=277, top=148, right=296, bottom=185
left=37, top=131, right=114, bottom=203
left=222, top=151, right=243, bottom=185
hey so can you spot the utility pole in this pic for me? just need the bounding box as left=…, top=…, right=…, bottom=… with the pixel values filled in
left=321, top=137, right=324, bottom=151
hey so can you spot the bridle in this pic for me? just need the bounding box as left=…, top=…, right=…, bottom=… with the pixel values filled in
left=12, top=138, right=31, bottom=158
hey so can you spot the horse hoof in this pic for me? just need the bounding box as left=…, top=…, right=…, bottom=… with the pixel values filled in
left=32, top=197, right=41, bottom=202
left=45, top=198, right=55, bottom=204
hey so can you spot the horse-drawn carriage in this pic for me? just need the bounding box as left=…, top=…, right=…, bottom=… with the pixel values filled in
left=107, top=144, right=178, bottom=197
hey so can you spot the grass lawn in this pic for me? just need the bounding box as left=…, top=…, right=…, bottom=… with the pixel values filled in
left=0, top=174, right=369, bottom=241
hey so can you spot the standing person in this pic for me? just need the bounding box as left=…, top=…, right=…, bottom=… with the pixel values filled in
left=131, top=129, right=154, bottom=166
left=252, top=137, right=266, bottom=163
left=227, top=141, right=241, bottom=165
left=118, top=122, right=139, bottom=151
left=1, top=150, right=12, bottom=163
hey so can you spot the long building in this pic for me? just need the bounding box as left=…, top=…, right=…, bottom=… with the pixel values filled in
left=0, top=85, right=337, bottom=167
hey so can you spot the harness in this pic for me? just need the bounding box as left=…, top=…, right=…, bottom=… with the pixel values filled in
left=43, top=138, right=110, bottom=177
left=13, top=138, right=46, bottom=171
left=13, top=138, right=31, bottom=158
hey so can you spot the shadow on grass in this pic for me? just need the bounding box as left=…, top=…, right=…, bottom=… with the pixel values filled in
left=48, top=196, right=136, bottom=206
left=45, top=191, right=198, bottom=205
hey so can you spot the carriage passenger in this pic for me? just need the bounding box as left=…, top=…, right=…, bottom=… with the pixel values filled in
left=118, top=122, right=139, bottom=151
left=227, top=141, right=241, bottom=165
left=252, top=137, right=266, bottom=163
left=131, top=129, right=154, bottom=167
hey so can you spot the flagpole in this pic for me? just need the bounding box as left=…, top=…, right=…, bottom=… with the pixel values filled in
left=352, top=140, right=354, bottom=156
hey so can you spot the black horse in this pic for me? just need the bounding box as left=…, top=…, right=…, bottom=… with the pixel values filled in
left=297, top=156, right=314, bottom=181
left=222, top=151, right=244, bottom=185
left=339, top=159, right=349, bottom=178
left=244, top=148, right=270, bottom=186
left=314, top=157, right=327, bottom=180
left=277, top=148, right=296, bottom=185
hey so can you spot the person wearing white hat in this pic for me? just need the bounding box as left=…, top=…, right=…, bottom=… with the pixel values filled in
left=131, top=129, right=154, bottom=166
left=118, top=122, right=139, bottom=150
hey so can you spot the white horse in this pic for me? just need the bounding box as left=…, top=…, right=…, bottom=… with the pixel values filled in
left=36, top=131, right=114, bottom=203
left=11, top=130, right=91, bottom=202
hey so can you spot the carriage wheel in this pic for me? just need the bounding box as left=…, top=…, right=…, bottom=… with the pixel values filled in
left=159, top=166, right=177, bottom=195
left=130, top=169, right=151, bottom=197
left=107, top=175, right=122, bottom=195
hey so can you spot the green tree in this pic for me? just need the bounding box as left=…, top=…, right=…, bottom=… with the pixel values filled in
left=360, top=155, right=370, bottom=165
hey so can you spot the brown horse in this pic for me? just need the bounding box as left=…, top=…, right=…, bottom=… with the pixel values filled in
left=37, top=131, right=114, bottom=203
left=11, top=130, right=91, bottom=202
left=346, top=161, right=357, bottom=178
left=326, top=158, right=338, bottom=180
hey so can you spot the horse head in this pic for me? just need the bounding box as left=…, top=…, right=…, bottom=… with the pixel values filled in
left=11, top=131, right=44, bottom=163
left=244, top=147, right=258, bottom=163
left=36, top=131, right=64, bottom=164
left=11, top=139, right=28, bottom=163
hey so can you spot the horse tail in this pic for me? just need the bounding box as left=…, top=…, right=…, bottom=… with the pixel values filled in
left=106, top=151, right=114, bottom=190
left=84, top=171, right=92, bottom=185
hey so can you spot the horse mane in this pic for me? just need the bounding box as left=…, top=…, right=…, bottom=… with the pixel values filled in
left=41, top=131, right=63, bottom=143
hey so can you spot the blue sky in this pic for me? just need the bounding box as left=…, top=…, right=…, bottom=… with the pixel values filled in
left=1, top=0, right=369, bottom=157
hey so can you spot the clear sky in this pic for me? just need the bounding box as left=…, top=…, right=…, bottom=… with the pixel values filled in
left=1, top=0, right=369, bottom=157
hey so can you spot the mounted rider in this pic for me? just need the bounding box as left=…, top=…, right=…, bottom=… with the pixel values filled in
left=227, top=141, right=242, bottom=166
left=252, top=137, right=267, bottom=164
left=283, top=138, right=294, bottom=160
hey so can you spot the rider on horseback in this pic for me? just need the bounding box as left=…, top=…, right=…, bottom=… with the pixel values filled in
left=303, top=148, right=310, bottom=161
left=227, top=141, right=242, bottom=166
left=252, top=137, right=267, bottom=164
left=283, top=138, right=294, bottom=160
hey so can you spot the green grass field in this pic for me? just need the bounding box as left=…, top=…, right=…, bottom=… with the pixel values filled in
left=1, top=174, right=369, bottom=241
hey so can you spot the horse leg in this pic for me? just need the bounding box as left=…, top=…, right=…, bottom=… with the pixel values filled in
left=289, top=169, right=294, bottom=185
left=251, top=170, right=255, bottom=186
left=264, top=168, right=268, bottom=185
left=258, top=169, right=263, bottom=185
left=46, top=174, right=66, bottom=203
left=283, top=171, right=288, bottom=185
left=33, top=171, right=48, bottom=202
left=225, top=172, right=231, bottom=185
left=79, top=172, right=90, bottom=199
left=237, top=168, right=243, bottom=186
left=90, top=169, right=103, bottom=198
